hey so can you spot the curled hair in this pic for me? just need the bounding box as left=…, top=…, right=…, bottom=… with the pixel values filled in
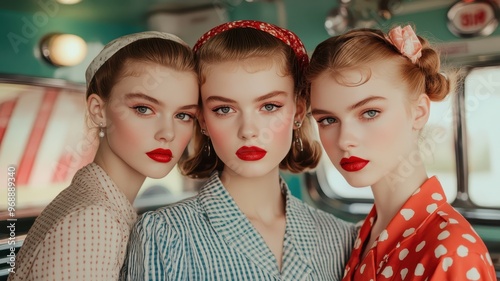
left=306, top=27, right=456, bottom=102
left=180, top=28, right=322, bottom=178
left=86, top=38, right=195, bottom=101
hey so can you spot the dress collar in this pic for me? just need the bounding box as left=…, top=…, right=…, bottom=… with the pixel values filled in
left=347, top=176, right=446, bottom=277
left=198, top=172, right=316, bottom=278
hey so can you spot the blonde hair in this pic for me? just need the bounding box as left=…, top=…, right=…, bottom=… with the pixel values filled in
left=306, top=27, right=456, bottom=102
left=180, top=28, right=322, bottom=178
left=86, top=38, right=195, bottom=100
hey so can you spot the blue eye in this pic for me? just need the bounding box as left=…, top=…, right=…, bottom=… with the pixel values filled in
left=318, top=117, right=337, bottom=126
left=363, top=110, right=379, bottom=119
left=133, top=106, right=153, bottom=115
left=213, top=106, right=234, bottom=115
left=176, top=113, right=193, bottom=121
left=262, top=104, right=281, bottom=112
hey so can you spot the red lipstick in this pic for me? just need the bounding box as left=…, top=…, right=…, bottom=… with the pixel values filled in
left=340, top=156, right=369, bottom=172
left=236, top=146, right=267, bottom=161
left=146, top=148, right=173, bottom=163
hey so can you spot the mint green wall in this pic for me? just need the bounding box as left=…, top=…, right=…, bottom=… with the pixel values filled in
left=3, top=2, right=500, bottom=84
left=0, top=9, right=143, bottom=84
left=230, top=1, right=500, bottom=53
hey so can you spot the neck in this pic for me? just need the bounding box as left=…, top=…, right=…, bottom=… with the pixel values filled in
left=221, top=167, right=286, bottom=222
left=93, top=145, right=145, bottom=204
left=371, top=161, right=428, bottom=229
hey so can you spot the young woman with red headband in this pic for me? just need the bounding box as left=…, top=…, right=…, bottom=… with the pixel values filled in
left=123, top=20, right=357, bottom=280
left=9, top=32, right=199, bottom=281
left=307, top=26, right=496, bottom=280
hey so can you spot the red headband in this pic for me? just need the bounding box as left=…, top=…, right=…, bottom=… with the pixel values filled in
left=193, top=20, right=308, bottom=70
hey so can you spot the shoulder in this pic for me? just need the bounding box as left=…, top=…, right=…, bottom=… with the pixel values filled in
left=134, top=195, right=201, bottom=235
left=416, top=205, right=491, bottom=262
left=47, top=205, right=126, bottom=239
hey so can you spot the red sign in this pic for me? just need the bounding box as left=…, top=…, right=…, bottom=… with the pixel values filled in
left=447, top=0, right=499, bottom=37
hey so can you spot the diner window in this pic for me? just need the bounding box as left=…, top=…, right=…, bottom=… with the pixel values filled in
left=465, top=66, right=500, bottom=208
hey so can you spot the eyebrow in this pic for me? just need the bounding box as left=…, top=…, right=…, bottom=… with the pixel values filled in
left=311, top=96, right=386, bottom=116
left=126, top=93, right=198, bottom=110
left=179, top=104, right=199, bottom=111
left=348, top=96, right=386, bottom=111
left=204, top=91, right=288, bottom=104
left=124, top=93, right=160, bottom=105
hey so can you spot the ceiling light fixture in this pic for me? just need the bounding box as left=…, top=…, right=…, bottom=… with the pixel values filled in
left=40, top=33, right=87, bottom=67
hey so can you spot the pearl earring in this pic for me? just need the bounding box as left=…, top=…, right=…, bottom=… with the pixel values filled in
left=99, top=123, right=105, bottom=138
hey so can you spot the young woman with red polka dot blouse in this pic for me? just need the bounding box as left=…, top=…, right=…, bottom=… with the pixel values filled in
left=307, top=25, right=496, bottom=280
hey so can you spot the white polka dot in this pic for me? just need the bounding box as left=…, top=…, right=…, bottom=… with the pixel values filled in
left=438, top=230, right=450, bottom=240
left=466, top=267, right=480, bottom=280
left=486, top=252, right=493, bottom=266
left=414, top=263, right=425, bottom=276
left=396, top=242, right=401, bottom=248
left=379, top=230, right=389, bottom=241
left=435, top=244, right=447, bottom=258
left=416, top=241, right=426, bottom=252
left=462, top=234, right=476, bottom=243
left=400, top=268, right=408, bottom=280
left=360, top=264, right=366, bottom=274
left=413, top=187, right=421, bottom=194
left=400, top=209, right=415, bottom=221
left=354, top=238, right=361, bottom=249
left=402, top=228, right=415, bottom=237
left=426, top=203, right=438, bottom=214
left=399, top=248, right=409, bottom=260
left=371, top=240, right=378, bottom=248
left=439, top=222, right=448, bottom=229
left=431, top=193, right=443, bottom=201
left=343, top=266, right=350, bottom=278
left=437, top=211, right=448, bottom=216
left=449, top=218, right=459, bottom=224
left=457, top=245, right=469, bottom=257
left=442, top=257, right=453, bottom=272
left=381, top=266, right=393, bottom=278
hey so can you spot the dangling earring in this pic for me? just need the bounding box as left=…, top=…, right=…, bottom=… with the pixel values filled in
left=294, top=130, right=303, bottom=153
left=293, top=120, right=303, bottom=153
left=203, top=137, right=211, bottom=157
left=200, top=128, right=211, bottom=156
left=99, top=122, right=105, bottom=138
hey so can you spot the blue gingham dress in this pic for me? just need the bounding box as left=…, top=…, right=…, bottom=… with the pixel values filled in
left=122, top=172, right=357, bottom=280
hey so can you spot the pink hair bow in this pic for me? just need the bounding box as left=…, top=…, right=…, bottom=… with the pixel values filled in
left=387, top=25, right=422, bottom=64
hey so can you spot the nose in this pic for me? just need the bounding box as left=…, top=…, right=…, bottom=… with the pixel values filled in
left=337, top=123, right=357, bottom=152
left=155, top=116, right=175, bottom=143
left=238, top=113, right=258, bottom=140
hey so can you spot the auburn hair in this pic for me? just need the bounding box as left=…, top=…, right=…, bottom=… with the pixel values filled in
left=306, top=27, right=457, bottom=103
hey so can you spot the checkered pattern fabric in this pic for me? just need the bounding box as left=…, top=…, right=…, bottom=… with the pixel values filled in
left=122, top=172, right=357, bottom=280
